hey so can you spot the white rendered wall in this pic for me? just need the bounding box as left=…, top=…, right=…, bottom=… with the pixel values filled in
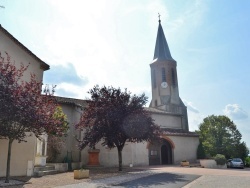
left=151, top=113, right=182, bottom=129
left=81, top=142, right=149, bottom=167
left=168, top=136, right=199, bottom=164
left=0, top=30, right=44, bottom=82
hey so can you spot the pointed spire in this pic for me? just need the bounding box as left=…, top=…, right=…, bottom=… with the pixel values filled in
left=153, top=16, right=174, bottom=62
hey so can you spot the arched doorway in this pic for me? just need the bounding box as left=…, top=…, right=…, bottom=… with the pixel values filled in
left=161, top=140, right=172, bottom=164
left=148, top=138, right=173, bottom=165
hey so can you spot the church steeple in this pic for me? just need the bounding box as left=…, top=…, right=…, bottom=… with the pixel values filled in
left=153, top=18, right=175, bottom=62
left=149, top=15, right=189, bottom=131
left=150, top=17, right=180, bottom=109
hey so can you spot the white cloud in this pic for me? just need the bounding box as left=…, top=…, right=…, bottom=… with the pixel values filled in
left=183, top=100, right=203, bottom=131
left=183, top=100, right=199, bottom=113
left=55, top=82, right=89, bottom=99
left=18, top=0, right=209, bottom=101
left=38, top=0, right=165, bottom=100
left=223, top=104, right=248, bottom=120
left=188, top=112, right=204, bottom=131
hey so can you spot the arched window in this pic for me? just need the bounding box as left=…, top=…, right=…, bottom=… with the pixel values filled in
left=162, top=68, right=166, bottom=82
left=171, top=68, right=176, bottom=87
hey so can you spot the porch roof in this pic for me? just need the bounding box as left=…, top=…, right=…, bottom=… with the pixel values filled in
left=162, top=128, right=199, bottom=137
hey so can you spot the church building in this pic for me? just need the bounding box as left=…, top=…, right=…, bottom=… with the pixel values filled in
left=0, top=18, right=199, bottom=177
left=55, top=19, right=199, bottom=167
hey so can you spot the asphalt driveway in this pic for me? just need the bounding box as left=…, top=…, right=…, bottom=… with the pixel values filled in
left=115, top=172, right=200, bottom=188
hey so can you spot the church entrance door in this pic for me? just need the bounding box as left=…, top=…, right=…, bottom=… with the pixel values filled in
left=161, top=140, right=172, bottom=164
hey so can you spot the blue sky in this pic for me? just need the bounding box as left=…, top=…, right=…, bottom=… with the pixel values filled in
left=0, top=0, right=249, bottom=148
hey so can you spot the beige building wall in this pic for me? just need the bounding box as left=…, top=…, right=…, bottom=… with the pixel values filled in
left=0, top=135, right=37, bottom=177
left=81, top=142, right=149, bottom=167
left=80, top=136, right=199, bottom=167
left=167, top=135, right=199, bottom=163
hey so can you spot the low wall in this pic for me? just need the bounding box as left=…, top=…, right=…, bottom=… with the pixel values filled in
left=48, top=162, right=81, bottom=172
left=200, top=159, right=226, bottom=169
left=48, top=163, right=68, bottom=172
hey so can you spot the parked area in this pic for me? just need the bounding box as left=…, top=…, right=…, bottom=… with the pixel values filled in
left=1, top=165, right=250, bottom=188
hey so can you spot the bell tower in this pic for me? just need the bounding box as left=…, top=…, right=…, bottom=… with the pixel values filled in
left=149, top=17, right=188, bottom=130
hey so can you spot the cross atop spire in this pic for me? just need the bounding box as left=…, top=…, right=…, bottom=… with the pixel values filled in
left=158, top=13, right=161, bottom=23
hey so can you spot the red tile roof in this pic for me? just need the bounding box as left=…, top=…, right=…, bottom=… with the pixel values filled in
left=162, top=128, right=199, bottom=137
left=54, top=96, right=87, bottom=109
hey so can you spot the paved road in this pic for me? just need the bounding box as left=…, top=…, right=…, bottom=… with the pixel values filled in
left=58, top=171, right=199, bottom=188
left=114, top=172, right=200, bottom=188
left=57, top=166, right=250, bottom=188
left=184, top=175, right=250, bottom=188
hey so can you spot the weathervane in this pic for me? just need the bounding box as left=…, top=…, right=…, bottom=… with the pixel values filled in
left=158, top=13, right=161, bottom=23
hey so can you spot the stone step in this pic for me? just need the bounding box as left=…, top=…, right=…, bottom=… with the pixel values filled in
left=34, top=165, right=55, bottom=172
left=34, top=165, right=58, bottom=177
left=35, top=170, right=58, bottom=177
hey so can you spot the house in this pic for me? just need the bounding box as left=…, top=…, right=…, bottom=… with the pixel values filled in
left=0, top=24, right=49, bottom=177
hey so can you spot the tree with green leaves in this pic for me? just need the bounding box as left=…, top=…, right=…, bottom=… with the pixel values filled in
left=76, top=85, right=162, bottom=171
left=47, top=106, right=69, bottom=162
left=197, top=115, right=249, bottom=159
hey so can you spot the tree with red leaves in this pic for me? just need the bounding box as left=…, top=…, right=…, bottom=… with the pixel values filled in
left=0, top=53, right=65, bottom=183
left=76, top=85, right=162, bottom=171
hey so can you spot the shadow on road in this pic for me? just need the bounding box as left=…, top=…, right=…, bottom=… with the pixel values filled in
left=116, top=172, right=200, bottom=188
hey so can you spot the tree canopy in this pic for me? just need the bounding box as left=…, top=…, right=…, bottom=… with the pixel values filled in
left=76, top=85, right=162, bottom=171
left=0, top=53, right=65, bottom=182
left=47, top=106, right=69, bottom=162
left=197, top=115, right=249, bottom=159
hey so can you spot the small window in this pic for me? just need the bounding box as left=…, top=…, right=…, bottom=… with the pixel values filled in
left=162, top=68, right=166, bottom=82
left=171, top=68, right=176, bottom=86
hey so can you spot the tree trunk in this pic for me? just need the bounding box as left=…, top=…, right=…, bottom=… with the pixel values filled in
left=117, top=147, right=122, bottom=171
left=5, top=139, right=13, bottom=183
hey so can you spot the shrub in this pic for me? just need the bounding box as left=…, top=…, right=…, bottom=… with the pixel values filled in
left=197, top=142, right=206, bottom=159
left=214, top=154, right=226, bottom=165
left=245, top=156, right=250, bottom=167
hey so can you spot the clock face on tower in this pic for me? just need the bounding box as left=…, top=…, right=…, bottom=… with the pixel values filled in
left=161, top=82, right=168, bottom=88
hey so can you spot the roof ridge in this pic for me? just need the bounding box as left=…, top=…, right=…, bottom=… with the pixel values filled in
left=0, top=24, right=50, bottom=70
